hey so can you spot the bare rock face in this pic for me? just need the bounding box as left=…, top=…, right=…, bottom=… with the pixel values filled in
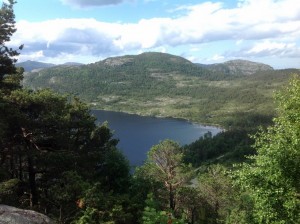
left=198, top=59, right=274, bottom=76
left=0, top=205, right=53, bottom=224
left=223, top=59, right=274, bottom=75
left=103, top=56, right=134, bottom=66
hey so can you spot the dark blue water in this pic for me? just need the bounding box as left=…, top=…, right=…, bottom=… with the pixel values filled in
left=92, top=110, right=222, bottom=166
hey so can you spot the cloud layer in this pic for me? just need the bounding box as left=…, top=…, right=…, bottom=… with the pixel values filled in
left=60, top=0, right=131, bottom=7
left=12, top=0, right=300, bottom=67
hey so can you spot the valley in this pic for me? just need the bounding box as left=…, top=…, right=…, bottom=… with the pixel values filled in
left=20, top=52, right=300, bottom=128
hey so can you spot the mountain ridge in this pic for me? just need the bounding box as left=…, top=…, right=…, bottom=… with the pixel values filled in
left=22, top=52, right=299, bottom=128
left=18, top=52, right=275, bottom=75
left=16, top=60, right=84, bottom=72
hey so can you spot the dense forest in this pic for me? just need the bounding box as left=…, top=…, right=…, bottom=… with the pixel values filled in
left=1, top=1, right=299, bottom=224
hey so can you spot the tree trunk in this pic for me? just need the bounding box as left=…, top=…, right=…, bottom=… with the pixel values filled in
left=27, top=156, right=37, bottom=207
left=18, top=151, right=23, bottom=181
left=9, top=146, right=14, bottom=178
left=169, top=184, right=175, bottom=211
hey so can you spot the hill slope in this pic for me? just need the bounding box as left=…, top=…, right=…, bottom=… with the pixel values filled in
left=17, top=60, right=84, bottom=72
left=22, top=52, right=299, bottom=128
left=197, top=59, right=274, bottom=75
left=16, top=60, right=56, bottom=72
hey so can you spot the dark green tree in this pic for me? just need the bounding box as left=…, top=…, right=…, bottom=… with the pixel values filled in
left=0, top=2, right=134, bottom=223
left=0, top=0, right=23, bottom=151
left=197, top=165, right=236, bottom=224
left=0, top=0, right=23, bottom=88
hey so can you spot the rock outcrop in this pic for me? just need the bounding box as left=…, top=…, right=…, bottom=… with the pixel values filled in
left=198, top=59, right=274, bottom=75
left=0, top=205, right=53, bottom=224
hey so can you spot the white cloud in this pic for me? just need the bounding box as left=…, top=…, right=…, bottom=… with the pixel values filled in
left=236, top=40, right=243, bottom=45
left=18, top=51, right=45, bottom=62
left=11, top=0, right=300, bottom=65
left=247, top=41, right=295, bottom=54
left=211, top=54, right=225, bottom=61
left=228, top=40, right=300, bottom=58
left=245, top=40, right=300, bottom=57
left=60, top=0, right=132, bottom=8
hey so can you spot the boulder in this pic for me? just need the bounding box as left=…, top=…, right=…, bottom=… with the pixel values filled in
left=0, top=205, right=53, bottom=224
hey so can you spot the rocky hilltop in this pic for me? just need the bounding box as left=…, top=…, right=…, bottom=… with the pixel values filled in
left=198, top=59, right=274, bottom=75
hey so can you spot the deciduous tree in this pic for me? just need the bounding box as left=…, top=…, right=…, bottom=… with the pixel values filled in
left=236, top=77, right=300, bottom=224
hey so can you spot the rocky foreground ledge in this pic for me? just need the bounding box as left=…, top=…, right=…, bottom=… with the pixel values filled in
left=0, top=205, right=53, bottom=224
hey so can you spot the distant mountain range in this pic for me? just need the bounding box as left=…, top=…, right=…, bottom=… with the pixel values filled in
left=21, top=52, right=299, bottom=128
left=18, top=55, right=274, bottom=75
left=16, top=60, right=83, bottom=72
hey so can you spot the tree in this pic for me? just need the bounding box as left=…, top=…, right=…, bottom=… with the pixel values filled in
left=197, top=165, right=236, bottom=224
left=176, top=187, right=204, bottom=224
left=47, top=171, right=89, bottom=223
left=0, top=2, right=134, bottom=223
left=0, top=88, right=121, bottom=209
left=0, top=0, right=23, bottom=87
left=236, top=77, right=300, bottom=224
left=142, top=193, right=185, bottom=224
left=143, top=140, right=193, bottom=213
left=75, top=182, right=134, bottom=224
left=0, top=0, right=22, bottom=149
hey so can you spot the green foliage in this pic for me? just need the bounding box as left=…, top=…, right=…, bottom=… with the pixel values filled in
left=139, top=139, right=197, bottom=223
left=95, top=148, right=130, bottom=193
left=176, top=186, right=205, bottom=223
left=46, top=171, right=89, bottom=223
left=128, top=168, right=164, bottom=223
left=142, top=193, right=186, bottom=224
left=197, top=165, right=236, bottom=223
left=75, top=183, right=134, bottom=224
left=73, top=207, right=99, bottom=224
left=142, top=193, right=167, bottom=224
left=143, top=140, right=193, bottom=211
left=0, top=0, right=23, bottom=89
left=224, top=193, right=255, bottom=224
left=235, top=77, right=300, bottom=224
left=0, top=178, right=20, bottom=206
left=0, top=3, right=134, bottom=223
left=0, top=86, right=132, bottom=222
left=183, top=129, right=255, bottom=167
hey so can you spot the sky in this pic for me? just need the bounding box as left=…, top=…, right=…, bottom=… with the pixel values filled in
left=3, top=0, right=300, bottom=68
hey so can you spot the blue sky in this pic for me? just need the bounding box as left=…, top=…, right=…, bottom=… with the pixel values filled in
left=4, top=0, right=300, bottom=68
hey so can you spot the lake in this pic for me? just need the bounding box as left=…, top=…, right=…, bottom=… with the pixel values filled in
left=92, top=110, right=222, bottom=166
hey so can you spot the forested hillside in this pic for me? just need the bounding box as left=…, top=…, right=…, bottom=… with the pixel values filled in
left=23, top=52, right=299, bottom=128
left=1, top=1, right=299, bottom=224
left=16, top=60, right=83, bottom=72
left=16, top=60, right=55, bottom=72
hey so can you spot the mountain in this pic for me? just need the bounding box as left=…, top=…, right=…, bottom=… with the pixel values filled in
left=93, top=52, right=212, bottom=77
left=16, top=60, right=56, bottom=72
left=16, top=60, right=84, bottom=72
left=197, top=59, right=274, bottom=75
left=23, top=52, right=299, bottom=128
